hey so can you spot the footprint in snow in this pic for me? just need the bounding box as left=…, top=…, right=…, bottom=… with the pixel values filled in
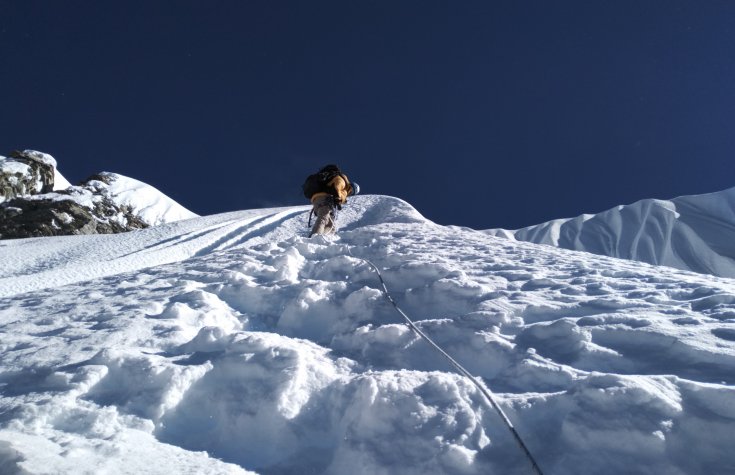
left=711, top=328, right=735, bottom=341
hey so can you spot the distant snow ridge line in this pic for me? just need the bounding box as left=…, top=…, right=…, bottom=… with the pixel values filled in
left=0, top=150, right=197, bottom=239
left=488, top=186, right=735, bottom=278
left=1, top=195, right=735, bottom=474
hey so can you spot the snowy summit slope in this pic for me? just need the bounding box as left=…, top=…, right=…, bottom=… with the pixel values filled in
left=1, top=195, right=735, bottom=474
left=487, top=186, right=735, bottom=278
left=94, top=172, right=199, bottom=226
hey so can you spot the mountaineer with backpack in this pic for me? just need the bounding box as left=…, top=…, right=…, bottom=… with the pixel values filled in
left=302, top=164, right=359, bottom=237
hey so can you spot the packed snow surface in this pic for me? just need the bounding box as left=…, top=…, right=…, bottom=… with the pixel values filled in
left=1, top=195, right=734, bottom=474
left=488, top=186, right=735, bottom=278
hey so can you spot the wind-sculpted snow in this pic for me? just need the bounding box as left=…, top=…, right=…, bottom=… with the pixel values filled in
left=1, top=195, right=734, bottom=474
left=95, top=172, right=199, bottom=226
left=488, top=186, right=735, bottom=278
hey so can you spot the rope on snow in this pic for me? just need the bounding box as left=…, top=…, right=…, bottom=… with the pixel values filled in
left=352, top=251, right=545, bottom=475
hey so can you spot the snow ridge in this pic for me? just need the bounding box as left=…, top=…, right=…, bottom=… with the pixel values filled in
left=488, top=186, right=735, bottom=278
left=1, top=195, right=734, bottom=474
left=94, top=172, right=198, bottom=226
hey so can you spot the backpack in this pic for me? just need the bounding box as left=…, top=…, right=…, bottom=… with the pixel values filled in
left=302, top=165, right=343, bottom=200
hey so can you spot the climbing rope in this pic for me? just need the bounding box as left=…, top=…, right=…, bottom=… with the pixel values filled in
left=352, top=252, right=545, bottom=475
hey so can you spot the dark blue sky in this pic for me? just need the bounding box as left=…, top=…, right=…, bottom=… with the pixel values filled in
left=2, top=1, right=734, bottom=229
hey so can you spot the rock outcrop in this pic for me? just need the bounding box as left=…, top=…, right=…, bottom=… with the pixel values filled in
left=0, top=150, right=197, bottom=240
left=0, top=150, right=57, bottom=203
left=0, top=174, right=148, bottom=239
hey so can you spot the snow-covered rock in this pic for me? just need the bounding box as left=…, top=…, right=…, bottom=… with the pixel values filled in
left=92, top=172, right=198, bottom=226
left=0, top=150, right=57, bottom=202
left=1, top=195, right=733, bottom=474
left=0, top=151, right=197, bottom=239
left=487, top=186, right=735, bottom=278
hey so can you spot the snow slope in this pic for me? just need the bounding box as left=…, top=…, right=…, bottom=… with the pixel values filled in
left=1, top=195, right=734, bottom=474
left=94, top=172, right=199, bottom=226
left=487, top=186, right=735, bottom=278
left=53, top=169, right=72, bottom=191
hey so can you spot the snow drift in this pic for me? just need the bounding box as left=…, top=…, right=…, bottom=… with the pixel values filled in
left=487, top=186, right=735, bottom=278
left=1, top=195, right=734, bottom=474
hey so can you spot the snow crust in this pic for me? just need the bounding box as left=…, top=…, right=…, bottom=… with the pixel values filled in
left=1, top=195, right=734, bottom=474
left=20, top=150, right=57, bottom=168
left=488, top=186, right=735, bottom=278
left=0, top=157, right=31, bottom=176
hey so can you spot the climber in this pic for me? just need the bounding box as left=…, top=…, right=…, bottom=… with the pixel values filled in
left=302, top=164, right=359, bottom=237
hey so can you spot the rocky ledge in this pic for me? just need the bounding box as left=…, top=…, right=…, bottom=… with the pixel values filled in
left=0, top=150, right=196, bottom=239
left=0, top=150, right=57, bottom=201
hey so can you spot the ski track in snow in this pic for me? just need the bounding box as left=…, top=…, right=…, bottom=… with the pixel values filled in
left=1, top=195, right=734, bottom=474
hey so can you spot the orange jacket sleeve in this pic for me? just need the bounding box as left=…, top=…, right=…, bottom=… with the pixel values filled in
left=331, top=175, right=352, bottom=204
